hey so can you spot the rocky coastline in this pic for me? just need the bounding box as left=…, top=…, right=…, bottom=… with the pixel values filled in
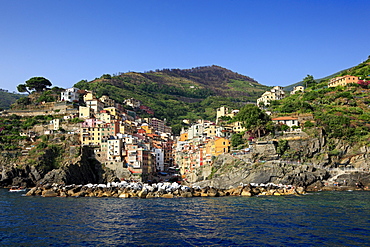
left=24, top=181, right=311, bottom=198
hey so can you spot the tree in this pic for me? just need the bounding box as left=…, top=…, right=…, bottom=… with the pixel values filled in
left=17, top=77, right=52, bottom=93
left=280, top=124, right=290, bottom=132
left=218, top=116, right=232, bottom=121
left=303, top=75, right=315, bottom=88
left=17, top=84, right=30, bottom=94
left=231, top=132, right=244, bottom=147
left=234, top=104, right=271, bottom=138
left=101, top=74, right=112, bottom=79
left=15, top=97, right=31, bottom=106
left=276, top=139, right=289, bottom=157
left=258, top=101, right=265, bottom=108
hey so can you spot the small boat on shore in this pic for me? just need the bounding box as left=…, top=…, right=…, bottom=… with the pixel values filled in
left=9, top=186, right=27, bottom=192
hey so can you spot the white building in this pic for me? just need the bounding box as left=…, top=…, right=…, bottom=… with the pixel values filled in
left=61, top=87, right=80, bottom=102
left=272, top=117, right=299, bottom=130
left=124, top=98, right=141, bottom=108
left=50, top=119, right=60, bottom=131
left=85, top=99, right=104, bottom=114
left=153, top=147, right=165, bottom=172
left=107, top=138, right=123, bottom=162
left=188, top=123, right=205, bottom=140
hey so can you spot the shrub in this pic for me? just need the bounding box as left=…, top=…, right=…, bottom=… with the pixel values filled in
left=304, top=121, right=315, bottom=128
left=276, top=139, right=289, bottom=156
left=36, top=142, right=47, bottom=150
left=69, top=117, right=84, bottom=124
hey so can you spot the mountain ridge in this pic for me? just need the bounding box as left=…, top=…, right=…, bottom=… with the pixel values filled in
left=0, top=89, right=26, bottom=110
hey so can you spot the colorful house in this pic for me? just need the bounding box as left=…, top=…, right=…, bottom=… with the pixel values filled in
left=328, top=75, right=359, bottom=88
left=213, top=137, right=231, bottom=156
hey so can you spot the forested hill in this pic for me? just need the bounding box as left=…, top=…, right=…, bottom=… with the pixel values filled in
left=142, top=65, right=265, bottom=98
left=74, top=65, right=270, bottom=131
left=0, top=89, right=26, bottom=110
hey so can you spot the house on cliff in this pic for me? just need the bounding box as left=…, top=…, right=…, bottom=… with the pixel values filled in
left=272, top=116, right=299, bottom=131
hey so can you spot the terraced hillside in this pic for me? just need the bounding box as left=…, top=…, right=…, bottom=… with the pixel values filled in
left=74, top=65, right=270, bottom=132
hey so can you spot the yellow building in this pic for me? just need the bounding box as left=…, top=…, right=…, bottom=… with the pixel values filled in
left=79, top=106, right=93, bottom=119
left=232, top=121, right=246, bottom=133
left=80, top=123, right=119, bottom=146
left=120, top=121, right=135, bottom=135
left=100, top=95, right=115, bottom=107
left=203, top=140, right=213, bottom=164
left=83, top=91, right=95, bottom=101
left=257, top=86, right=285, bottom=106
left=81, top=126, right=101, bottom=146
left=96, top=111, right=112, bottom=123
left=213, top=137, right=230, bottom=156
left=216, top=106, right=239, bottom=124
left=328, top=75, right=359, bottom=88
left=203, top=137, right=231, bottom=157
left=141, top=124, right=153, bottom=134
left=203, top=125, right=217, bottom=138
left=104, top=107, right=119, bottom=117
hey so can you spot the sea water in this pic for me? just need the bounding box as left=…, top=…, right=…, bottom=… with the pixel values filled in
left=1, top=189, right=369, bottom=246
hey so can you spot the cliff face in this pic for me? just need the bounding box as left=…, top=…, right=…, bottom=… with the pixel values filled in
left=187, top=130, right=370, bottom=190
left=189, top=154, right=370, bottom=190
left=187, top=155, right=330, bottom=190
left=0, top=137, right=130, bottom=187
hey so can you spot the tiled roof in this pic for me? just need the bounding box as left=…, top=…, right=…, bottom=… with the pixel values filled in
left=272, top=117, right=298, bottom=121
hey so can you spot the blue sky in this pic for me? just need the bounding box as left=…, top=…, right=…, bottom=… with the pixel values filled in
left=0, top=0, right=369, bottom=92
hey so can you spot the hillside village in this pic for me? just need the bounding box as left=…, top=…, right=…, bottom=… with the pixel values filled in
left=2, top=82, right=302, bottom=182
left=1, top=69, right=370, bottom=187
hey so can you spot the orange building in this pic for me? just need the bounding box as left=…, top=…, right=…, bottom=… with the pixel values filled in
left=328, top=75, right=359, bottom=88
left=179, top=132, right=188, bottom=142
left=213, top=137, right=231, bottom=156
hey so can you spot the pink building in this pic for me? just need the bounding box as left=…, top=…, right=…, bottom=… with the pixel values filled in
left=81, top=118, right=97, bottom=128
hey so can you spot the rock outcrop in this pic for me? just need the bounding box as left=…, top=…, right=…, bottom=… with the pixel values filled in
left=188, top=158, right=331, bottom=190
left=187, top=149, right=370, bottom=191
left=25, top=181, right=308, bottom=198
left=0, top=142, right=132, bottom=188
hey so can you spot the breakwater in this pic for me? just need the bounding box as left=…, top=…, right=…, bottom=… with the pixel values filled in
left=25, top=181, right=305, bottom=198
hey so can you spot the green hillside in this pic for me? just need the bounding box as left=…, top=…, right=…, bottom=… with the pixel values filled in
left=284, top=57, right=370, bottom=91
left=74, top=65, right=270, bottom=132
left=270, top=58, right=370, bottom=144
left=338, top=57, right=370, bottom=79
left=0, top=89, right=26, bottom=110
left=283, top=71, right=345, bottom=92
